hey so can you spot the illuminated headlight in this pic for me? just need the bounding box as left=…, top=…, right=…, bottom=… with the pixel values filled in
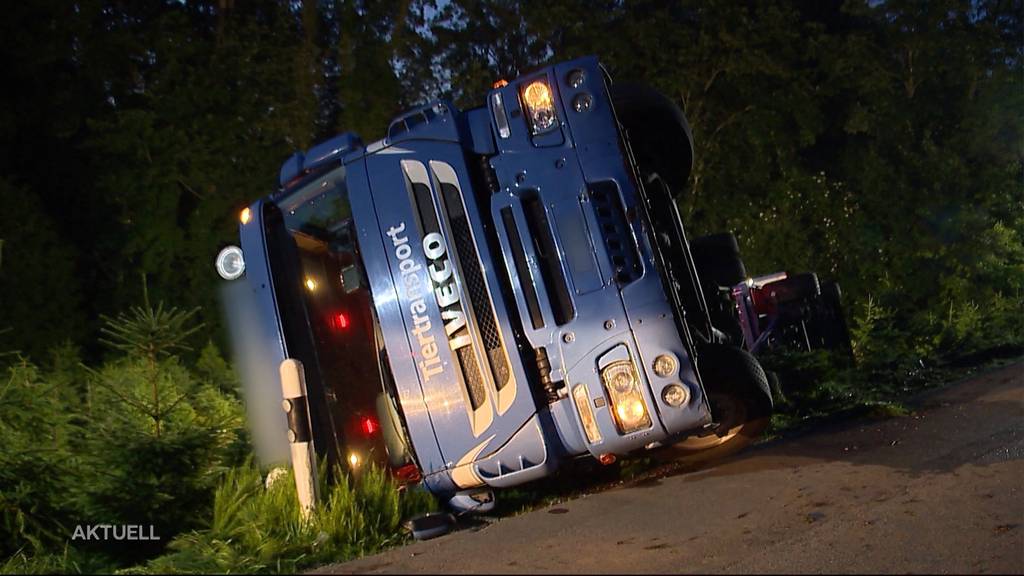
left=661, top=384, right=690, bottom=408
left=521, top=80, right=558, bottom=134
left=600, top=360, right=652, bottom=434
left=572, top=384, right=602, bottom=444
left=215, top=245, right=245, bottom=280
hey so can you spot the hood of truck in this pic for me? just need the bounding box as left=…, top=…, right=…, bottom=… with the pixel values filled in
left=353, top=142, right=538, bottom=488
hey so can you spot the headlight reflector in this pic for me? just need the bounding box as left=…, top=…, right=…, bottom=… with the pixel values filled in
left=616, top=398, right=647, bottom=423
left=600, top=360, right=652, bottom=434
left=215, top=245, right=245, bottom=280
left=521, top=80, right=558, bottom=134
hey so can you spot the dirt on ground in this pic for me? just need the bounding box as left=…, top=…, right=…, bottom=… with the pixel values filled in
left=314, top=361, right=1024, bottom=574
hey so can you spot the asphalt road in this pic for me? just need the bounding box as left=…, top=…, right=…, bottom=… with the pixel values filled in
left=317, top=362, right=1023, bottom=574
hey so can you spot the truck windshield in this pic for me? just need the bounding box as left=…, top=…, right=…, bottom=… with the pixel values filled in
left=273, top=166, right=412, bottom=474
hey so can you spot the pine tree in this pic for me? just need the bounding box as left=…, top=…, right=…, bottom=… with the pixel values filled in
left=75, top=281, right=245, bottom=561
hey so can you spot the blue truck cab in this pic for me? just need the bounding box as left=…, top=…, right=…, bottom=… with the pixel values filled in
left=218, top=56, right=777, bottom=509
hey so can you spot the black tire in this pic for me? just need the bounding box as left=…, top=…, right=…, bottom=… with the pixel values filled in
left=655, top=344, right=772, bottom=462
left=610, top=82, right=695, bottom=196
left=818, top=280, right=854, bottom=356
left=690, top=232, right=748, bottom=288
left=406, top=512, right=455, bottom=541
left=766, top=272, right=820, bottom=304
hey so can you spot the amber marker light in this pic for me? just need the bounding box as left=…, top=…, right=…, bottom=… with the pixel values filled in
left=240, top=207, right=252, bottom=224
left=573, top=384, right=603, bottom=444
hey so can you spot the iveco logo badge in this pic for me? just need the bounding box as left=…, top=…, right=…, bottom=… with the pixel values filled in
left=422, top=231, right=472, bottom=352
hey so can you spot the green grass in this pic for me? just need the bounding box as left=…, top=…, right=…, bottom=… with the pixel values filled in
left=2, top=462, right=437, bottom=575
left=121, top=462, right=436, bottom=575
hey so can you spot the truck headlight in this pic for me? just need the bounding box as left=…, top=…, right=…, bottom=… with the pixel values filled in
left=215, top=245, right=245, bottom=280
left=600, top=360, right=652, bottom=434
left=521, top=80, right=558, bottom=134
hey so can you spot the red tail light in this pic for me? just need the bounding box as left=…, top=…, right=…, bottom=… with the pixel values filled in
left=358, top=415, right=380, bottom=436
left=330, top=312, right=350, bottom=330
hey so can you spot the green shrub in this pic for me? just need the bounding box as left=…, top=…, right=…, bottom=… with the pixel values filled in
left=69, top=300, right=247, bottom=563
left=131, top=462, right=436, bottom=574
left=0, top=360, right=80, bottom=557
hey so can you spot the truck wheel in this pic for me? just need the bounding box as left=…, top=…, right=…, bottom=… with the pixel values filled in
left=655, top=344, right=772, bottom=462
left=610, top=82, right=694, bottom=197
left=819, top=280, right=854, bottom=357
left=690, top=232, right=747, bottom=288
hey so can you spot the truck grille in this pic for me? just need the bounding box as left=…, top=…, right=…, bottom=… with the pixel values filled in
left=404, top=160, right=511, bottom=410
left=590, top=182, right=642, bottom=284
left=456, top=346, right=487, bottom=409
left=440, top=182, right=511, bottom=391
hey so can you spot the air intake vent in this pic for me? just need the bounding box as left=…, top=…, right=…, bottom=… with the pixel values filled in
left=589, top=182, right=642, bottom=284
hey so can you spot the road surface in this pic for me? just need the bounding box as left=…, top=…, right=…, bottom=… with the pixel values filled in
left=316, top=362, right=1023, bottom=574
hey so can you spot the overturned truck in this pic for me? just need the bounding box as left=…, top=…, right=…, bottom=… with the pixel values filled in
left=216, top=56, right=850, bottom=513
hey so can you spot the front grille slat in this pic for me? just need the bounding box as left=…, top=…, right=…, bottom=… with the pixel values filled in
left=440, top=182, right=511, bottom=391
left=412, top=182, right=441, bottom=236
left=522, top=192, right=575, bottom=325
left=501, top=207, right=544, bottom=330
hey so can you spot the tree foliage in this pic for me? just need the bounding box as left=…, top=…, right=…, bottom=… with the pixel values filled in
left=0, top=297, right=245, bottom=567
left=1, top=0, right=1019, bottom=365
